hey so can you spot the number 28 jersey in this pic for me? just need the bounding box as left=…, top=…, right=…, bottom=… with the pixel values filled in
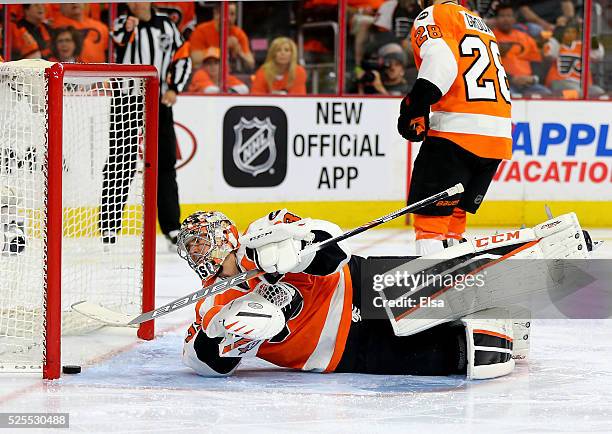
left=411, top=3, right=512, bottom=159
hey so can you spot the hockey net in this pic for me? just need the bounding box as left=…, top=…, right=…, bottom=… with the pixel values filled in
left=0, top=60, right=158, bottom=379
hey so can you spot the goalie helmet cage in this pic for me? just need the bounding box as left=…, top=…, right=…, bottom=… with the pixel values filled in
left=0, top=60, right=158, bottom=379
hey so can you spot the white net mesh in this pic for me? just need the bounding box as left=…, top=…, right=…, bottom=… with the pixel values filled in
left=0, top=61, right=148, bottom=372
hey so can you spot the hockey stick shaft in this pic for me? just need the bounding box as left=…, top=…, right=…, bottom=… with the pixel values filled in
left=303, top=182, right=464, bottom=254
left=119, top=183, right=462, bottom=325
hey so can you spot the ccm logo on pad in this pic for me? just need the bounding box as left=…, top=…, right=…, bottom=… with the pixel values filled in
left=475, top=231, right=521, bottom=248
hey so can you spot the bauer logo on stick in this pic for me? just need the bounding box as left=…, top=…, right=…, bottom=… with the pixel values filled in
left=223, top=106, right=287, bottom=187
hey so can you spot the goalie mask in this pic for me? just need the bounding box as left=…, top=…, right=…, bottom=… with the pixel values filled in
left=177, top=211, right=240, bottom=280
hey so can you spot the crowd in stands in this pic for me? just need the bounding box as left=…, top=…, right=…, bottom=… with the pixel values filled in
left=0, top=1, right=608, bottom=98
left=488, top=1, right=606, bottom=98
left=2, top=3, right=107, bottom=63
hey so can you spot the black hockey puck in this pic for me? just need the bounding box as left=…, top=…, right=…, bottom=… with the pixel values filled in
left=62, top=365, right=81, bottom=374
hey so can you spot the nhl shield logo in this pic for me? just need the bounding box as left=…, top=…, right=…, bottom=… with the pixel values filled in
left=232, top=117, right=277, bottom=177
left=223, top=106, right=287, bottom=188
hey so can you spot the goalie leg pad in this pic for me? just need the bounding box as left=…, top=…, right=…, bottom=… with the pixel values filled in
left=388, top=213, right=588, bottom=338
left=509, top=306, right=531, bottom=361
left=512, top=319, right=530, bottom=361
left=461, top=308, right=515, bottom=380
left=534, top=212, right=590, bottom=259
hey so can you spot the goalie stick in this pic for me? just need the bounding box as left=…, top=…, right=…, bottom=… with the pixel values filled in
left=72, top=183, right=464, bottom=326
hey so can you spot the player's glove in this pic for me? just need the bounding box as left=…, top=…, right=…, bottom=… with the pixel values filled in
left=239, top=220, right=316, bottom=277
left=205, top=291, right=286, bottom=341
left=397, top=95, right=429, bottom=142
left=397, top=78, right=443, bottom=142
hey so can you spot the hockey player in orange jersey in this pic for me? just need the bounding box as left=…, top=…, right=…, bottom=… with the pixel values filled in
left=398, top=0, right=512, bottom=255
left=171, top=209, right=598, bottom=380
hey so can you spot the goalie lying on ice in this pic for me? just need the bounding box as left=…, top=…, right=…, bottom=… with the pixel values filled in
left=177, top=210, right=592, bottom=380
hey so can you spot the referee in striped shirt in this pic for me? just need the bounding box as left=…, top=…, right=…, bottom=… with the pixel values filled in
left=101, top=2, right=191, bottom=246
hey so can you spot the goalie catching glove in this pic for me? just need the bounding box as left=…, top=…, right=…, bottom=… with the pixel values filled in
left=204, top=290, right=286, bottom=342
left=239, top=220, right=316, bottom=276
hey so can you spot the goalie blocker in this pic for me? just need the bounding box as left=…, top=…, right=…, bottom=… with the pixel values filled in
left=179, top=210, right=591, bottom=380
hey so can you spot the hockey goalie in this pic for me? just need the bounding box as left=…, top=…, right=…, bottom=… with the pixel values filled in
left=178, top=209, right=593, bottom=380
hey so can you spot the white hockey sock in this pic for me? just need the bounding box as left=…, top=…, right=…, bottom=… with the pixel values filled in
left=415, top=238, right=445, bottom=256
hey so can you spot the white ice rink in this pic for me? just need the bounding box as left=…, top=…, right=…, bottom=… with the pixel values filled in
left=1, top=228, right=611, bottom=433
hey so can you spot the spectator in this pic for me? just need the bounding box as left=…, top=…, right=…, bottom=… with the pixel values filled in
left=354, top=0, right=419, bottom=67
left=300, top=0, right=384, bottom=69
left=466, top=0, right=500, bottom=19
left=52, top=3, right=109, bottom=63
left=83, top=4, right=106, bottom=22
left=357, top=43, right=410, bottom=95
left=14, top=4, right=52, bottom=59
left=44, top=3, right=103, bottom=24
left=493, top=4, right=551, bottom=97
left=349, top=0, right=385, bottom=21
left=544, top=21, right=605, bottom=98
left=188, top=47, right=249, bottom=94
left=189, top=2, right=255, bottom=71
left=251, top=37, right=307, bottom=95
left=9, top=23, right=41, bottom=60
left=517, top=0, right=576, bottom=37
left=49, top=27, right=83, bottom=63
left=108, top=2, right=192, bottom=246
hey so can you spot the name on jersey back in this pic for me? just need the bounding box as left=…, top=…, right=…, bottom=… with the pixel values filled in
left=461, top=11, right=493, bottom=36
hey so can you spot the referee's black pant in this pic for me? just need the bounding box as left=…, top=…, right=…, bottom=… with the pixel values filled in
left=156, top=103, right=181, bottom=236
left=100, top=94, right=181, bottom=237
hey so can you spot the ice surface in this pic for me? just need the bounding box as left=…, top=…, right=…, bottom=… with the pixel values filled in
left=0, top=229, right=611, bottom=433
